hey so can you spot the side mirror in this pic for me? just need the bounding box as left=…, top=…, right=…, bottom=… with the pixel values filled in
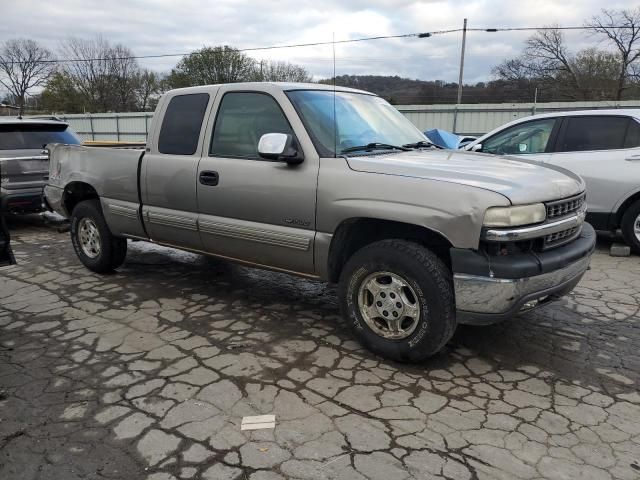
left=471, top=143, right=483, bottom=152
left=258, top=133, right=304, bottom=165
left=518, top=143, right=528, bottom=153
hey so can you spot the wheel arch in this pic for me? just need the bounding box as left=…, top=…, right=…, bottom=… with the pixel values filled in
left=62, top=182, right=100, bottom=216
left=615, top=190, right=640, bottom=227
left=326, top=217, right=453, bottom=283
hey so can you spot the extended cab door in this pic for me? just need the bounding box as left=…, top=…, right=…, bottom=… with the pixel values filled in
left=196, top=86, right=319, bottom=275
left=141, top=90, right=215, bottom=250
left=545, top=115, right=640, bottom=220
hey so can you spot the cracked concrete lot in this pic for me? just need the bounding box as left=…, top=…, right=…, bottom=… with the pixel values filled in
left=1, top=217, right=640, bottom=480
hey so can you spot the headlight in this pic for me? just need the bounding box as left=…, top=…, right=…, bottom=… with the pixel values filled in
left=483, top=204, right=546, bottom=227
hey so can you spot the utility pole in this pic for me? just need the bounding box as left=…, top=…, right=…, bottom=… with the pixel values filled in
left=453, top=18, right=467, bottom=133
left=457, top=18, right=467, bottom=105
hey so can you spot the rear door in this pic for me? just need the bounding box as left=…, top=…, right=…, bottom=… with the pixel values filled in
left=141, top=91, right=214, bottom=250
left=195, top=86, right=319, bottom=274
left=546, top=115, right=640, bottom=216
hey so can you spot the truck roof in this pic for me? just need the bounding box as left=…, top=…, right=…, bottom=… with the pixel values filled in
left=166, top=82, right=375, bottom=96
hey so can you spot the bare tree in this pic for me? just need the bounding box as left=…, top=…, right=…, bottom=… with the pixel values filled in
left=60, top=36, right=140, bottom=112
left=587, top=8, right=640, bottom=100
left=493, top=25, right=626, bottom=100
left=0, top=39, right=54, bottom=115
left=524, top=28, right=579, bottom=88
left=134, top=69, right=163, bottom=111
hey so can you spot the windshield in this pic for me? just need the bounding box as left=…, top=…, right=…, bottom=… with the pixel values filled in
left=0, top=124, right=80, bottom=150
left=286, top=90, right=427, bottom=157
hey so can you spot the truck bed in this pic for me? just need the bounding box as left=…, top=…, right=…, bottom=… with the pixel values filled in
left=47, top=144, right=147, bottom=238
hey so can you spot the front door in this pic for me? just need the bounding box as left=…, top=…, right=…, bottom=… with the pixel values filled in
left=196, top=88, right=318, bottom=275
left=480, top=117, right=559, bottom=164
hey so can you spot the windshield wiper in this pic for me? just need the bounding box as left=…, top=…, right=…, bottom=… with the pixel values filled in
left=402, top=140, right=441, bottom=149
left=340, top=142, right=411, bottom=154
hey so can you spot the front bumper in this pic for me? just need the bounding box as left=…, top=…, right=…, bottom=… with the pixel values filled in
left=452, top=223, right=596, bottom=325
left=0, top=186, right=46, bottom=214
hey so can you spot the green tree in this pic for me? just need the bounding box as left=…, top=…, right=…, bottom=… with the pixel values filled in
left=167, top=46, right=255, bottom=87
left=40, top=71, right=85, bottom=113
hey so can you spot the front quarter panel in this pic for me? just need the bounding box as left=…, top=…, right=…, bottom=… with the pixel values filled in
left=316, top=157, right=511, bottom=249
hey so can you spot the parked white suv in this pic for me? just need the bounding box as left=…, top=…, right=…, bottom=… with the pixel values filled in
left=465, top=110, right=640, bottom=252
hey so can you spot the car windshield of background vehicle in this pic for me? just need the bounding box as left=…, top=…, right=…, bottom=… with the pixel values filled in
left=286, top=90, right=426, bottom=157
left=482, top=118, right=556, bottom=155
left=0, top=124, right=80, bottom=150
left=559, top=116, right=629, bottom=152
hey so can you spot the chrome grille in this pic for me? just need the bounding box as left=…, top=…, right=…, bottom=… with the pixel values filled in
left=543, top=226, right=580, bottom=249
left=546, top=194, right=585, bottom=220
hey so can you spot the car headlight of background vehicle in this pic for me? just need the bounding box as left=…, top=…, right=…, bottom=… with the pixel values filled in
left=483, top=204, right=546, bottom=227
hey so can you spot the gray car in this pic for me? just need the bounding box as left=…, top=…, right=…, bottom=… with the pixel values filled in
left=45, top=83, right=595, bottom=361
left=465, top=109, right=640, bottom=252
left=0, top=117, right=80, bottom=214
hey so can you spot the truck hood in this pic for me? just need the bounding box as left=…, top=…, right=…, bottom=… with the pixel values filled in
left=345, top=149, right=585, bottom=205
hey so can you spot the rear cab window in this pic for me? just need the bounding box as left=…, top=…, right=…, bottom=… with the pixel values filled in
left=158, top=93, right=210, bottom=155
left=0, top=123, right=80, bottom=150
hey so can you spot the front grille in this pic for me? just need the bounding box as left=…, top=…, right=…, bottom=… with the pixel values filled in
left=546, top=193, right=585, bottom=220
left=543, top=226, right=580, bottom=249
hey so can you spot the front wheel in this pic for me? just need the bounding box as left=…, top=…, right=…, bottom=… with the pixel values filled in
left=70, top=199, right=127, bottom=273
left=621, top=200, right=640, bottom=254
left=338, top=239, right=456, bottom=362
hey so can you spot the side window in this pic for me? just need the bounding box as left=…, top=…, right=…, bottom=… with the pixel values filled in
left=624, top=119, right=640, bottom=148
left=210, top=92, right=293, bottom=159
left=158, top=93, right=209, bottom=155
left=559, top=116, right=628, bottom=152
left=483, top=118, right=556, bottom=155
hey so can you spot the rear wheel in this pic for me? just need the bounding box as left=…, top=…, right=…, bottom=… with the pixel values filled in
left=338, top=239, right=456, bottom=362
left=621, top=200, right=640, bottom=254
left=70, top=200, right=127, bottom=273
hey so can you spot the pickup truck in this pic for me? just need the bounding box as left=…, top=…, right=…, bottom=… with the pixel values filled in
left=45, top=82, right=596, bottom=362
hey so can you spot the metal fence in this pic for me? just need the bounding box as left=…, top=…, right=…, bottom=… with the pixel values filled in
left=398, top=100, right=640, bottom=136
left=57, top=100, right=640, bottom=141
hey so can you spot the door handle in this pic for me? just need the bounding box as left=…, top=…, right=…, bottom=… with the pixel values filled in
left=199, top=170, right=219, bottom=186
left=625, top=155, right=640, bottom=161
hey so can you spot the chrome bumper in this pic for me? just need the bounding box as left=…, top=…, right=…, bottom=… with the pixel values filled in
left=454, top=254, right=591, bottom=325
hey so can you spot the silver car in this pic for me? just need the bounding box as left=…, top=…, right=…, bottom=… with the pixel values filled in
left=0, top=117, right=80, bottom=214
left=465, top=110, right=640, bottom=252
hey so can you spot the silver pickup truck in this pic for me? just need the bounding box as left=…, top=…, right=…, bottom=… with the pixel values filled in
left=45, top=82, right=595, bottom=361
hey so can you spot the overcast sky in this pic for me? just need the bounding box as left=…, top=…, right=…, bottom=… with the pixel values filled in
left=0, top=0, right=634, bottom=83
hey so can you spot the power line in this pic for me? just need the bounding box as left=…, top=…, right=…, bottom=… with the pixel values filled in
left=3, top=25, right=636, bottom=66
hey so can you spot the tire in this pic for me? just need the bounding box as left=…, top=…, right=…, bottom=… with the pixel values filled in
left=70, top=199, right=127, bottom=273
left=338, top=239, right=456, bottom=362
left=621, top=199, right=640, bottom=254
